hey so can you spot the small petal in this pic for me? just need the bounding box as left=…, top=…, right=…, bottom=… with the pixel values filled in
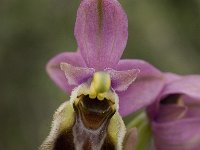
left=116, top=59, right=164, bottom=116
left=60, top=63, right=95, bottom=85
left=75, top=0, right=128, bottom=70
left=152, top=118, right=200, bottom=150
left=46, top=51, right=86, bottom=93
left=105, top=68, right=139, bottom=92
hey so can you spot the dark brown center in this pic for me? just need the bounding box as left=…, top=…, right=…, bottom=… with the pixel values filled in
left=53, top=95, right=116, bottom=150
left=160, top=94, right=182, bottom=105
left=74, top=95, right=115, bottom=130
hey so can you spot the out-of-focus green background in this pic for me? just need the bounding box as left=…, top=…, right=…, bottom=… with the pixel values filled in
left=0, top=0, right=199, bottom=149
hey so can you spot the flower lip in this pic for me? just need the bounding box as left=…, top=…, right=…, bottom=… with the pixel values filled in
left=73, top=94, right=116, bottom=129
left=79, top=95, right=114, bottom=114
left=70, top=83, right=119, bottom=111
left=71, top=86, right=118, bottom=131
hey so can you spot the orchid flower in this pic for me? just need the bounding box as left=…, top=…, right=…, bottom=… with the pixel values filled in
left=40, top=0, right=164, bottom=149
left=148, top=73, right=200, bottom=150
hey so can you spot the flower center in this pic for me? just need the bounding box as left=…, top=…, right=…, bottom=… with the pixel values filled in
left=89, top=71, right=111, bottom=100
left=73, top=94, right=115, bottom=129
left=160, top=94, right=184, bottom=106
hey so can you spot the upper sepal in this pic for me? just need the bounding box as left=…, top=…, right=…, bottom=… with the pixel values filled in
left=75, top=0, right=128, bottom=69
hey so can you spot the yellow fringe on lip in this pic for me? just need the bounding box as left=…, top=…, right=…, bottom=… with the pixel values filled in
left=89, top=71, right=111, bottom=100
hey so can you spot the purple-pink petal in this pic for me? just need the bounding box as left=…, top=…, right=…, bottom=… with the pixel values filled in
left=60, top=62, right=95, bottom=85
left=75, top=0, right=128, bottom=70
left=185, top=100, right=200, bottom=118
left=149, top=74, right=200, bottom=150
left=116, top=59, right=165, bottom=116
left=164, top=72, right=181, bottom=84
left=152, top=118, right=200, bottom=150
left=161, top=75, right=200, bottom=101
left=105, top=68, right=139, bottom=92
left=46, top=51, right=86, bottom=93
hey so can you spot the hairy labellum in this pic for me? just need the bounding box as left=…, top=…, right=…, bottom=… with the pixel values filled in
left=40, top=77, right=127, bottom=150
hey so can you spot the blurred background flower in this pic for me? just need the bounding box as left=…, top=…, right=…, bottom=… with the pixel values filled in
left=148, top=74, right=200, bottom=150
left=0, top=0, right=200, bottom=149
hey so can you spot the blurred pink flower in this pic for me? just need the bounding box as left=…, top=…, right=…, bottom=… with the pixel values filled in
left=148, top=73, right=200, bottom=150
